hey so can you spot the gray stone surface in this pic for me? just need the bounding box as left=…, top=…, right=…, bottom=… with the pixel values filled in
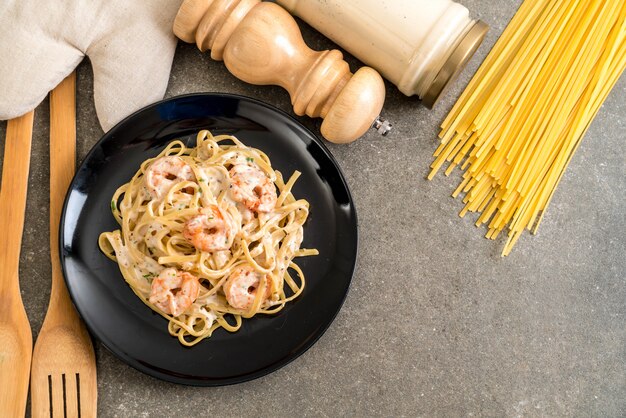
left=1, top=0, right=624, bottom=416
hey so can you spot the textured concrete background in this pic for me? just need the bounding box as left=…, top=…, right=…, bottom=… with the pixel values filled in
left=1, top=0, right=624, bottom=416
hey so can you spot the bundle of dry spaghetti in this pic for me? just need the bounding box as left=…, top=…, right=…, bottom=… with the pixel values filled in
left=429, top=0, right=626, bottom=256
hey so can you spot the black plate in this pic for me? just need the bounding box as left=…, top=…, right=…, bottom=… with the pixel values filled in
left=60, top=93, right=358, bottom=386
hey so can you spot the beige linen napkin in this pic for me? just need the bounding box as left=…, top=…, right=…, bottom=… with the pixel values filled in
left=0, top=0, right=183, bottom=131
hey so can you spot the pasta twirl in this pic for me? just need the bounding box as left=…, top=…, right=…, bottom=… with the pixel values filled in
left=99, top=130, right=318, bottom=346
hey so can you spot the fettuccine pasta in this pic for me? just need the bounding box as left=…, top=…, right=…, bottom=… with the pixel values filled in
left=430, top=0, right=626, bottom=256
left=99, top=130, right=318, bottom=346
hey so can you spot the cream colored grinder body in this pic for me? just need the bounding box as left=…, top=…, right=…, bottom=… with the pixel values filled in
left=277, top=0, right=488, bottom=107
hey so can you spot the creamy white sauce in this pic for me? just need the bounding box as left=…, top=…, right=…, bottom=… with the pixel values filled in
left=199, top=308, right=217, bottom=328
left=199, top=166, right=228, bottom=198
left=144, top=222, right=166, bottom=248
left=213, top=250, right=231, bottom=269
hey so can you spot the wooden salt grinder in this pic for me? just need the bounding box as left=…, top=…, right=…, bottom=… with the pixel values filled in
left=174, top=0, right=391, bottom=144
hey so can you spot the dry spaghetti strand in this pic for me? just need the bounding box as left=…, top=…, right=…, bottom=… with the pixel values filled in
left=430, top=0, right=626, bottom=256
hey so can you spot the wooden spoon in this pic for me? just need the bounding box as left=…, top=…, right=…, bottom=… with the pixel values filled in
left=31, top=72, right=97, bottom=417
left=0, top=111, right=35, bottom=417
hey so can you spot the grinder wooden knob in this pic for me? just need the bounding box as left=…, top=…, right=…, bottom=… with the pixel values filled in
left=174, top=0, right=390, bottom=143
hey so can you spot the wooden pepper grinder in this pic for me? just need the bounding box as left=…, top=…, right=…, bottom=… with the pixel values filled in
left=174, top=0, right=391, bottom=144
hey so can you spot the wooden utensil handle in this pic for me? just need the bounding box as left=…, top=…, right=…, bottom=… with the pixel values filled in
left=47, top=72, right=80, bottom=322
left=50, top=72, right=76, bottom=289
left=0, top=111, right=34, bottom=292
left=0, top=111, right=34, bottom=418
left=174, top=0, right=386, bottom=143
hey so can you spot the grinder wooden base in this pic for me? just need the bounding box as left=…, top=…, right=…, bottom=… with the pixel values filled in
left=174, top=0, right=387, bottom=144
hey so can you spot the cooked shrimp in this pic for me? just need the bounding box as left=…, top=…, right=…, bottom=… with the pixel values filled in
left=145, top=156, right=195, bottom=199
left=183, top=205, right=236, bottom=252
left=237, top=202, right=255, bottom=223
left=148, top=268, right=200, bottom=316
left=229, top=164, right=277, bottom=212
left=223, top=264, right=271, bottom=310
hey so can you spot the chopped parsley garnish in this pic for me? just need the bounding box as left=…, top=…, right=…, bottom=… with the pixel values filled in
left=246, top=157, right=254, bottom=163
left=111, top=200, right=116, bottom=212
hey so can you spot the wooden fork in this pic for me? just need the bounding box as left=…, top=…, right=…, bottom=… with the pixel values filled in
left=0, top=111, right=35, bottom=417
left=31, top=72, right=97, bottom=417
